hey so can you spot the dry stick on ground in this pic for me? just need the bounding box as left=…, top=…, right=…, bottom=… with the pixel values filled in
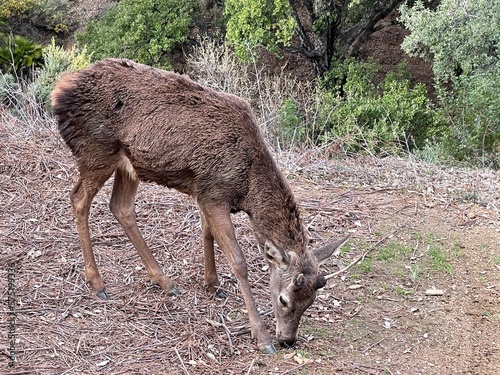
left=362, top=336, right=388, bottom=353
left=324, top=218, right=411, bottom=281
left=279, top=360, right=310, bottom=375
left=205, top=316, right=235, bottom=354
left=175, top=347, right=191, bottom=375
left=219, top=313, right=234, bottom=354
left=245, top=359, right=255, bottom=375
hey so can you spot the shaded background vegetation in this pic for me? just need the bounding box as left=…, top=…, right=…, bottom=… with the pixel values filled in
left=1, top=0, right=498, bottom=168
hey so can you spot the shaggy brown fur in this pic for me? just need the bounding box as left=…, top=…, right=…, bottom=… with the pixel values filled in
left=51, top=58, right=341, bottom=353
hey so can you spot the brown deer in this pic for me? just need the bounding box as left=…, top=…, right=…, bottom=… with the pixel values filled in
left=51, top=58, right=348, bottom=354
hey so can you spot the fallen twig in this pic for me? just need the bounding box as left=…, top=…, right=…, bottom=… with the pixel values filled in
left=362, top=336, right=387, bottom=353
left=245, top=359, right=255, bottom=375
left=174, top=347, right=191, bottom=375
left=219, top=313, right=234, bottom=354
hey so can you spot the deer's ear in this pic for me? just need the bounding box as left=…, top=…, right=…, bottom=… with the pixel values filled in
left=264, top=240, right=289, bottom=270
left=314, top=275, right=327, bottom=290
left=312, top=235, right=351, bottom=265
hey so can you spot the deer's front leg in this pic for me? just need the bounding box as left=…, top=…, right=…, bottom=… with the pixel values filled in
left=200, top=203, right=276, bottom=354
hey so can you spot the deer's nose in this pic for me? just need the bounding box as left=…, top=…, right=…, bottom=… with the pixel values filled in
left=279, top=339, right=296, bottom=348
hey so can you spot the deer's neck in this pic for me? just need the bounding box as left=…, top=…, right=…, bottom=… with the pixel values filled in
left=245, top=158, right=306, bottom=254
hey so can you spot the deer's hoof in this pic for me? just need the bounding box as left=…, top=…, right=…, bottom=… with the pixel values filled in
left=260, top=344, right=277, bottom=355
left=167, top=286, right=181, bottom=297
left=96, top=290, right=109, bottom=301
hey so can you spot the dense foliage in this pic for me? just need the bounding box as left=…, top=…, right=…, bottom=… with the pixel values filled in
left=436, top=65, right=500, bottom=167
left=314, top=60, right=440, bottom=155
left=225, top=0, right=295, bottom=59
left=0, top=0, right=38, bottom=18
left=400, top=0, right=500, bottom=167
left=76, top=0, right=199, bottom=68
left=225, top=0, right=403, bottom=73
left=1, top=0, right=498, bottom=168
left=1, top=0, right=73, bottom=34
left=400, top=0, right=499, bottom=80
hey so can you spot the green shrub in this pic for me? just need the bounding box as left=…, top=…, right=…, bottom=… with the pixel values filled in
left=400, top=0, right=499, bottom=81
left=76, top=0, right=199, bottom=68
left=437, top=66, right=500, bottom=168
left=224, top=0, right=295, bottom=60
left=0, top=0, right=38, bottom=18
left=400, top=0, right=499, bottom=168
left=317, top=61, right=441, bottom=155
left=276, top=98, right=304, bottom=147
left=0, top=34, right=44, bottom=78
left=1, top=0, right=73, bottom=34
left=31, top=39, right=92, bottom=107
left=30, top=0, right=74, bottom=33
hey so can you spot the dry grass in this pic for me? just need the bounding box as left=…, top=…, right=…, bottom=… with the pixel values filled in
left=185, top=39, right=320, bottom=149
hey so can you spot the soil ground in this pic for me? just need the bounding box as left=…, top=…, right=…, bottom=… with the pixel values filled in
left=1, top=113, right=499, bottom=374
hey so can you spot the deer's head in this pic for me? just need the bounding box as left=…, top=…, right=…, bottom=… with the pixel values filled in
left=264, top=236, right=349, bottom=348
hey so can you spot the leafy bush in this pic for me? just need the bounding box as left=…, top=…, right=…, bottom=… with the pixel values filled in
left=0, top=34, right=44, bottom=78
left=400, top=0, right=500, bottom=168
left=400, top=0, right=499, bottom=81
left=0, top=0, right=38, bottom=18
left=225, top=0, right=295, bottom=59
left=30, top=0, right=74, bottom=33
left=31, top=39, right=92, bottom=107
left=437, top=65, right=500, bottom=168
left=77, top=0, right=199, bottom=68
left=1, top=0, right=73, bottom=34
left=276, top=98, right=304, bottom=147
left=317, top=61, right=441, bottom=155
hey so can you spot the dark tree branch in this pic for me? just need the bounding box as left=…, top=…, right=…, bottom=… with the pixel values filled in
left=288, top=0, right=330, bottom=73
left=284, top=0, right=403, bottom=75
left=289, top=0, right=316, bottom=56
left=340, top=0, right=404, bottom=57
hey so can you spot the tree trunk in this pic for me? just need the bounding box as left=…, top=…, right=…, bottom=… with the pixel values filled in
left=339, top=0, right=404, bottom=57
left=287, top=0, right=404, bottom=75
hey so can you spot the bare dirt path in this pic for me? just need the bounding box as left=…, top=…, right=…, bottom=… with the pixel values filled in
left=1, top=118, right=499, bottom=374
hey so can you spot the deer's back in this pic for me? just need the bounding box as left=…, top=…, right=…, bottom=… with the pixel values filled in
left=51, top=59, right=272, bottom=204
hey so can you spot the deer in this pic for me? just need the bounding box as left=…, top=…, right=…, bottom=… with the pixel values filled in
left=51, top=58, right=349, bottom=354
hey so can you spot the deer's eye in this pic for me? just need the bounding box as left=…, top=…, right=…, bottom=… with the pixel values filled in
left=279, top=295, right=288, bottom=308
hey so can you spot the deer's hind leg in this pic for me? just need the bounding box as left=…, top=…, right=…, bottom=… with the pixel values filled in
left=109, top=165, right=180, bottom=296
left=200, top=211, right=226, bottom=298
left=70, top=168, right=115, bottom=300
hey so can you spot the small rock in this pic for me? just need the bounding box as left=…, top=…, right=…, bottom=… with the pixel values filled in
left=425, top=288, right=444, bottom=296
